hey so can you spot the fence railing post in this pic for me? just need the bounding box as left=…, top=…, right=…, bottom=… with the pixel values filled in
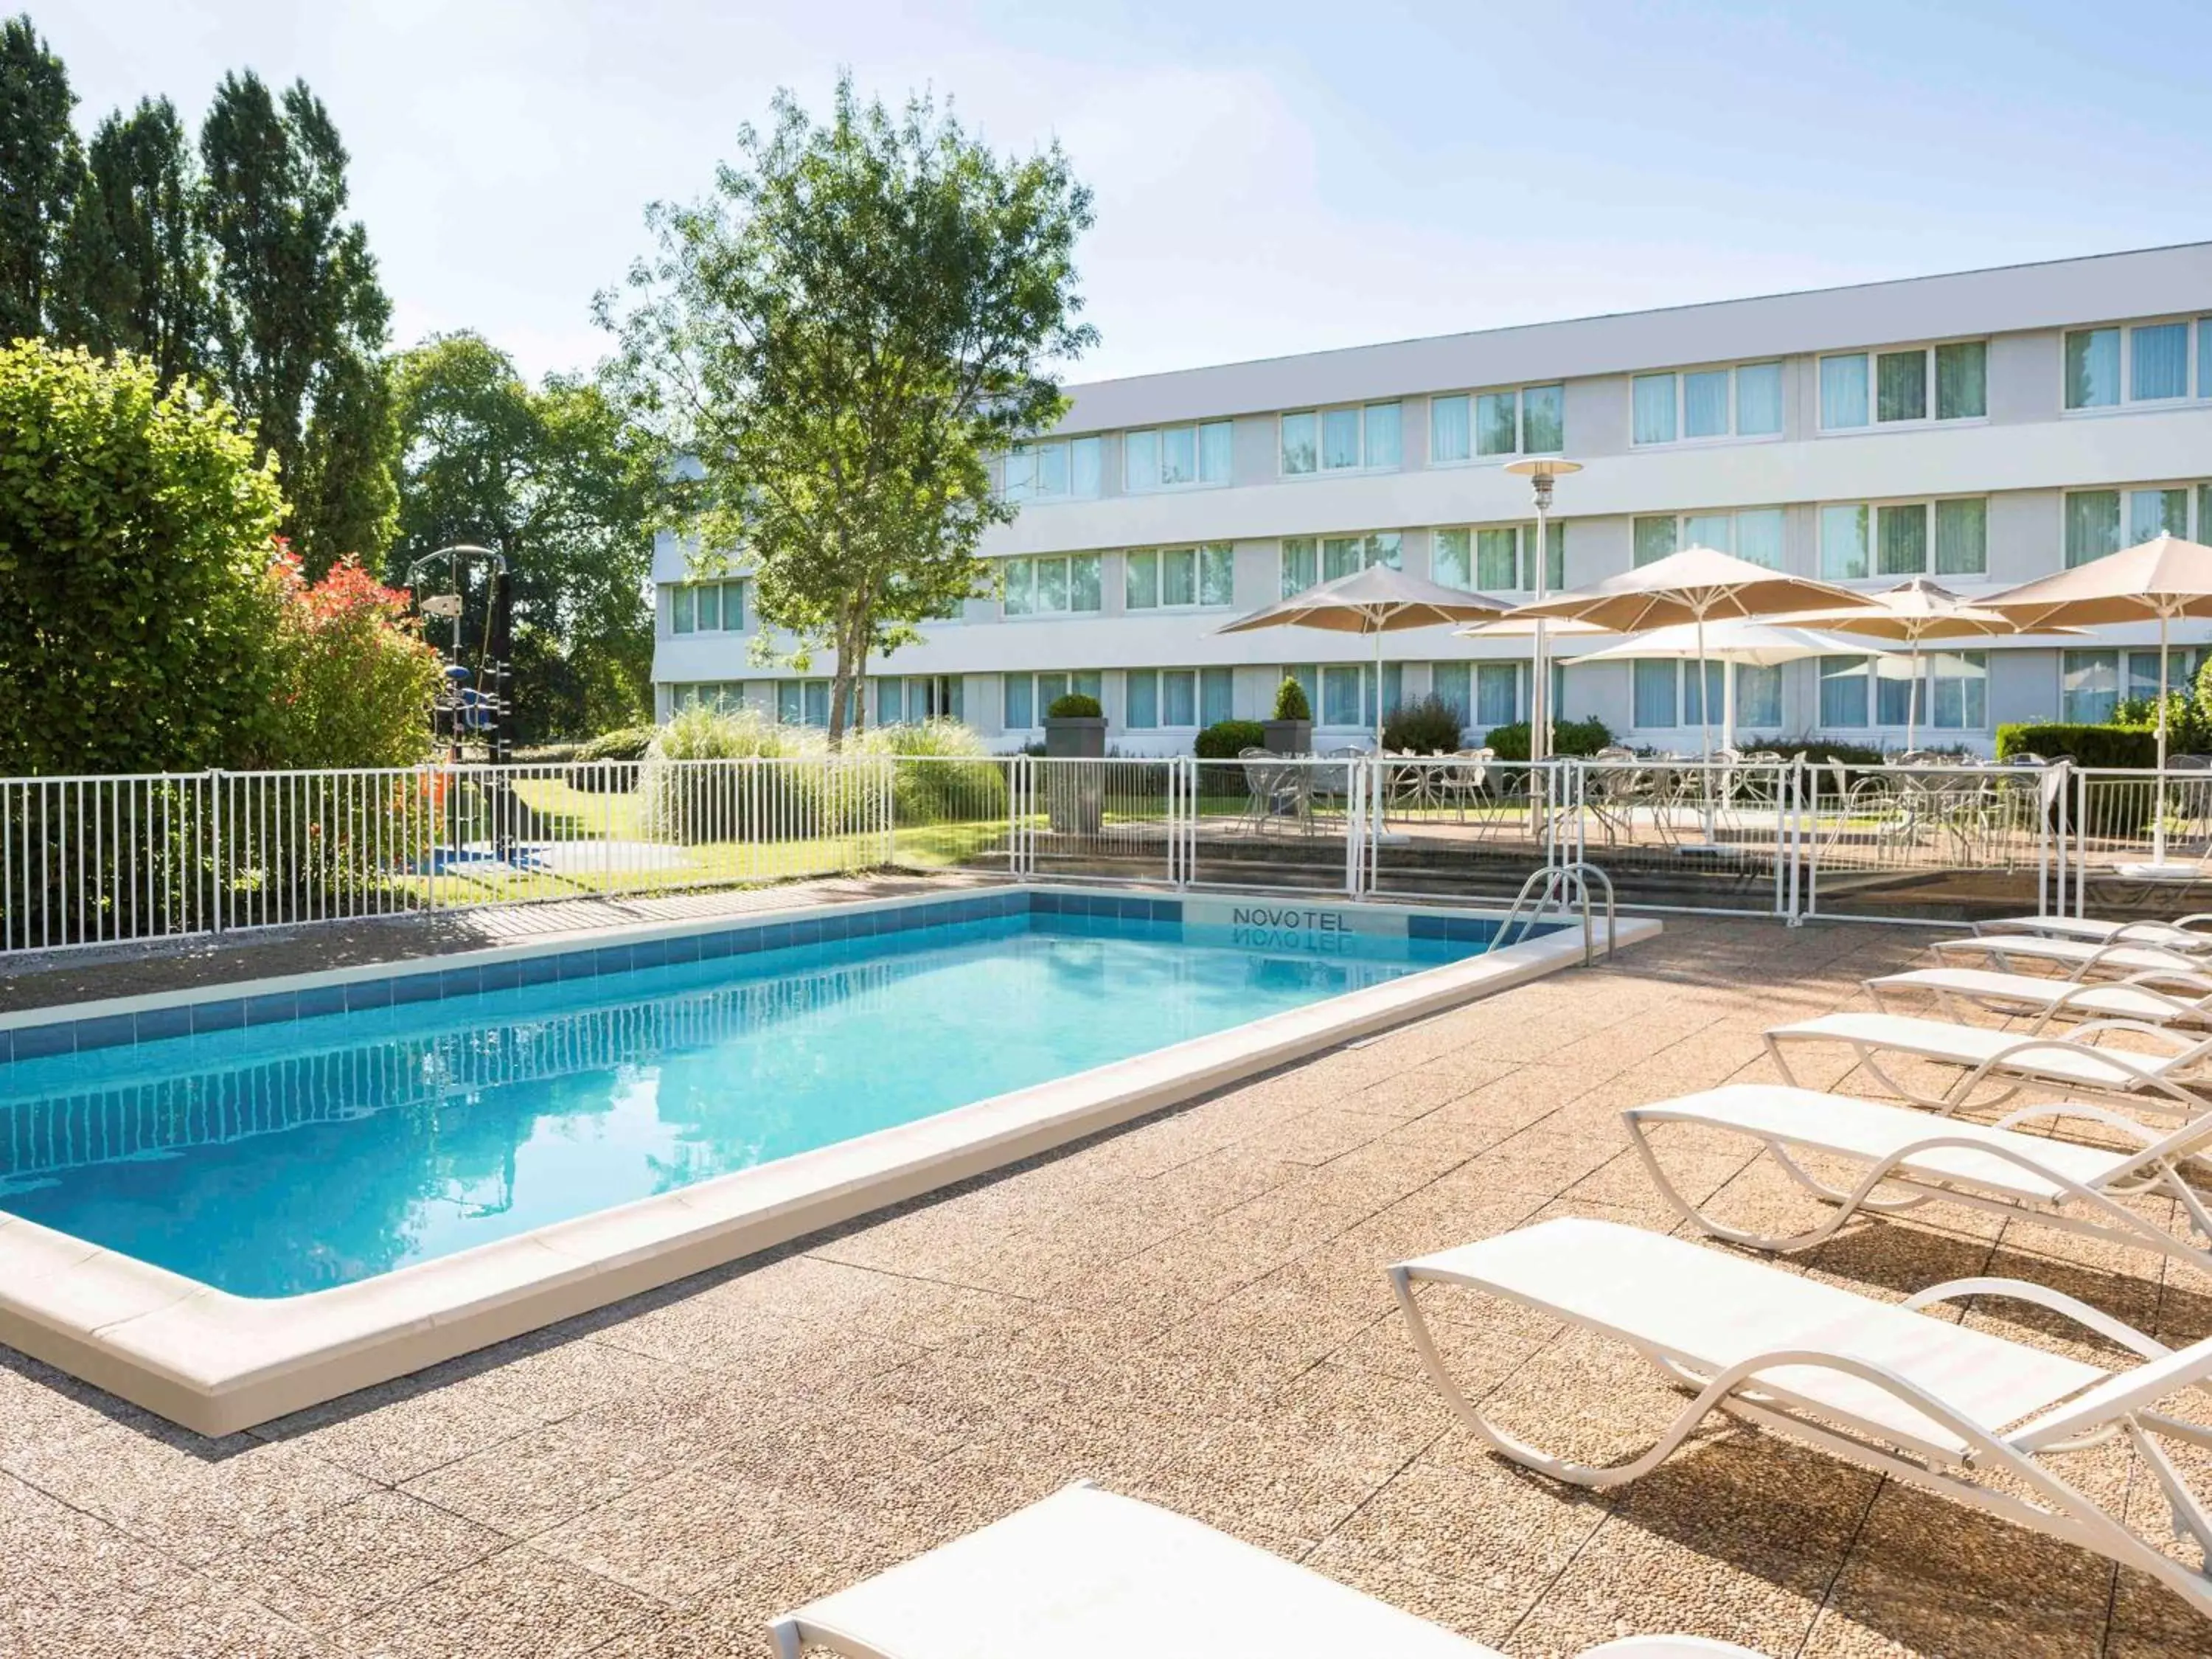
left=209, top=768, right=226, bottom=935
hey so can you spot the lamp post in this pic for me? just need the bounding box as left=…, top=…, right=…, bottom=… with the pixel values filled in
left=1503, top=458, right=1582, bottom=762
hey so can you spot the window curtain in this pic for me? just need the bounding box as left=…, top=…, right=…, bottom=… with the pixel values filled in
left=1734, top=364, right=1783, bottom=435
left=1475, top=662, right=1519, bottom=727
left=1632, top=516, right=1679, bottom=568
left=2065, top=329, right=2121, bottom=409
left=1818, top=657, right=1868, bottom=728
left=1876, top=503, right=1928, bottom=577
left=1430, top=396, right=1471, bottom=464
left=1736, top=664, right=1782, bottom=728
left=1003, top=675, right=1032, bottom=731
left=1631, top=374, right=1676, bottom=444
left=2132, top=323, right=2190, bottom=400
left=1733, top=509, right=1784, bottom=569
left=1432, top=529, right=1472, bottom=590
left=1683, top=370, right=1730, bottom=438
left=2064, top=491, right=2121, bottom=566
left=1363, top=403, right=1402, bottom=467
left=1820, top=355, right=1869, bottom=428
left=1280, top=538, right=1317, bottom=597
left=1820, top=504, right=1869, bottom=580
left=1876, top=350, right=1927, bottom=422
left=1431, top=663, right=1472, bottom=725
left=1521, top=384, right=1565, bottom=453
left=1933, top=499, right=1986, bottom=576
left=1632, top=661, right=1677, bottom=728
left=1934, top=341, right=1986, bottom=420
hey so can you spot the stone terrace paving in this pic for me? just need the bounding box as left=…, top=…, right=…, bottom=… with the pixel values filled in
left=5, top=902, right=2212, bottom=1657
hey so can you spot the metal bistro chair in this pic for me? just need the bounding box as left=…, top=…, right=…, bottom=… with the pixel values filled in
left=1585, top=745, right=1659, bottom=847
left=1434, top=747, right=1498, bottom=832
left=1237, top=748, right=1310, bottom=838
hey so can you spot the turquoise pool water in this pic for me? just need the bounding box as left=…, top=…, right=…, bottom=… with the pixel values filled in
left=0, top=910, right=1483, bottom=1296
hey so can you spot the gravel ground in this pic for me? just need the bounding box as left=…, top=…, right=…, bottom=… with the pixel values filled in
left=4, top=906, right=2209, bottom=1657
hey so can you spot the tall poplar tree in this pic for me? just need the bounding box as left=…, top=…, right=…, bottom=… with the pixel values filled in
left=52, top=97, right=208, bottom=386
left=0, top=13, right=80, bottom=344
left=198, top=70, right=394, bottom=572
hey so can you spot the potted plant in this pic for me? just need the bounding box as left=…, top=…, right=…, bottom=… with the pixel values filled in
left=1262, top=675, right=1313, bottom=756
left=1042, top=691, right=1106, bottom=833
left=1043, top=691, right=1107, bottom=759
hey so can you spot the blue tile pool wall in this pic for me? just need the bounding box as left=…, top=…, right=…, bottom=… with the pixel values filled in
left=0, top=890, right=1557, bottom=1065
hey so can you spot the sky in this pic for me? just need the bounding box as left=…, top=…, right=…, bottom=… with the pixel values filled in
left=40, top=0, right=2212, bottom=389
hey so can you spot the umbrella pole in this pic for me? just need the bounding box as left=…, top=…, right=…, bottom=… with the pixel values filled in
left=1697, top=610, right=1716, bottom=842
left=2157, top=611, right=2171, bottom=864
left=1906, top=637, right=1921, bottom=754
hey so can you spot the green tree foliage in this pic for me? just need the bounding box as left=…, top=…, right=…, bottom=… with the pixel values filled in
left=198, top=70, right=394, bottom=573
left=601, top=76, right=1095, bottom=744
left=389, top=332, right=668, bottom=742
left=0, top=13, right=80, bottom=344
left=52, top=97, right=208, bottom=386
left=0, top=339, right=285, bottom=773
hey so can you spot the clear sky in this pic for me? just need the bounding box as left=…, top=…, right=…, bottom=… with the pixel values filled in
left=41, top=0, right=2212, bottom=388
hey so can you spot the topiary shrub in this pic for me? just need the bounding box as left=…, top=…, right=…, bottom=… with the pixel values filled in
left=1483, top=716, right=1613, bottom=762
left=1045, top=691, right=1102, bottom=720
left=1382, top=694, right=1464, bottom=754
left=1271, top=675, right=1312, bottom=722
left=1194, top=719, right=1265, bottom=760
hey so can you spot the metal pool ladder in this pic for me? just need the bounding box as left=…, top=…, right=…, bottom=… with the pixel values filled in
left=1491, top=862, right=1615, bottom=965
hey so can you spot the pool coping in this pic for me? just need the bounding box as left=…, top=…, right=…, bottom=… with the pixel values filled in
left=0, top=883, right=1660, bottom=1436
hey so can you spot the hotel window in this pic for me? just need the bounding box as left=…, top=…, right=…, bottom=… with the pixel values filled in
left=1430, top=662, right=1472, bottom=727
left=670, top=579, right=746, bottom=635
left=2064, top=482, right=2209, bottom=565
left=1819, top=341, right=1987, bottom=429
left=1124, top=422, right=1232, bottom=493
left=776, top=679, right=863, bottom=728
left=1001, top=669, right=1102, bottom=731
left=669, top=681, right=746, bottom=712
left=1002, top=435, right=1103, bottom=503
left=1631, top=660, right=1725, bottom=729
left=1433, top=523, right=1565, bottom=593
left=1124, top=668, right=1229, bottom=730
left=1279, top=402, right=1402, bottom=475
left=2062, top=647, right=2211, bottom=723
left=875, top=675, right=963, bottom=725
left=1820, top=498, right=1986, bottom=580
left=2064, top=318, right=2212, bottom=409
left=1737, top=664, right=1784, bottom=729
left=1127, top=544, right=1234, bottom=610
left=1279, top=663, right=1389, bottom=729
left=1473, top=662, right=1522, bottom=727
left=1280, top=532, right=1400, bottom=596
left=1634, top=508, right=1785, bottom=570
left=1001, top=553, right=1103, bottom=616
left=1815, top=653, right=1988, bottom=730
left=1630, top=361, right=1783, bottom=445
left=1427, top=383, right=1564, bottom=463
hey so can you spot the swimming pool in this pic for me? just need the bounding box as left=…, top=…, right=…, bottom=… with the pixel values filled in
left=0, top=886, right=1655, bottom=1434
left=0, top=902, right=1492, bottom=1296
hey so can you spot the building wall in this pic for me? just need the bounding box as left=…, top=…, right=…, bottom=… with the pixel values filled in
left=653, top=241, right=2212, bottom=753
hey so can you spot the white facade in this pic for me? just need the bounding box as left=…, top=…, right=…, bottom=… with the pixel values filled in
left=653, top=240, right=2212, bottom=754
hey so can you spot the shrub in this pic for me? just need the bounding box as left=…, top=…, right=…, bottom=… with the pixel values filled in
left=1045, top=692, right=1102, bottom=720
left=0, top=340, right=288, bottom=774
left=849, top=719, right=1007, bottom=824
left=1747, top=737, right=1887, bottom=768
left=1271, top=675, right=1311, bottom=722
left=2113, top=692, right=2212, bottom=754
left=579, top=726, right=657, bottom=762
left=558, top=723, right=658, bottom=790
left=1382, top=695, right=1464, bottom=754
left=1194, top=720, right=1266, bottom=760
left=1996, top=723, right=2159, bottom=767
left=639, top=704, right=823, bottom=842
left=1483, top=716, right=1613, bottom=762
left=256, top=552, right=443, bottom=770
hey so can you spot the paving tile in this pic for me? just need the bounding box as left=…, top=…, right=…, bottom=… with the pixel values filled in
left=341, top=1544, right=661, bottom=1658
left=204, top=1488, right=507, bottom=1631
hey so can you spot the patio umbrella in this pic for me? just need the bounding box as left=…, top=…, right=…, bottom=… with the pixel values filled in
left=1494, top=547, right=1879, bottom=765
left=1769, top=577, right=2048, bottom=752
left=1980, top=534, right=2212, bottom=867
left=1214, top=565, right=1513, bottom=749
left=1558, top=620, right=1899, bottom=748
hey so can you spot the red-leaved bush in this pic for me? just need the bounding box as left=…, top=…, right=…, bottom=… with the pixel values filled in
left=253, top=543, right=444, bottom=768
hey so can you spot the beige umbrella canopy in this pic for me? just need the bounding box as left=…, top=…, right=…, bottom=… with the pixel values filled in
left=1559, top=621, right=1899, bottom=748
left=1980, top=535, right=2212, bottom=866
left=1772, top=577, right=2048, bottom=751
left=1502, top=547, right=1879, bottom=762
left=1216, top=565, right=1512, bottom=748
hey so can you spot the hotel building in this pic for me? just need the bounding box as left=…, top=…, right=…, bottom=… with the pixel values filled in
left=651, top=241, right=2212, bottom=755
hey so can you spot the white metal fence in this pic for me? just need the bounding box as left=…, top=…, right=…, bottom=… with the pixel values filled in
left=2, top=754, right=2202, bottom=956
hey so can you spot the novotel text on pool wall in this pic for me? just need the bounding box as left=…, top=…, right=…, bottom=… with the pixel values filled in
left=1228, top=904, right=1359, bottom=953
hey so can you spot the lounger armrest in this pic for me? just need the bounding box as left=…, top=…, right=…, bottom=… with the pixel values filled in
left=2058, top=1018, right=2211, bottom=1057
left=2118, top=968, right=2212, bottom=998
left=1899, top=1277, right=2171, bottom=1359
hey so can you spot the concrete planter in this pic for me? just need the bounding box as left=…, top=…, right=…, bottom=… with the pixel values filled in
left=1043, top=716, right=1107, bottom=759
left=1262, top=719, right=1312, bottom=757
left=1043, top=716, right=1107, bottom=833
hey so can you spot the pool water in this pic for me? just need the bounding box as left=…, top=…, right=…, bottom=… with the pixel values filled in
left=0, top=912, right=1482, bottom=1296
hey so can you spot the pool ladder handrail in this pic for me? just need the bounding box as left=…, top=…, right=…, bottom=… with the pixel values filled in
left=1490, top=861, right=1615, bottom=966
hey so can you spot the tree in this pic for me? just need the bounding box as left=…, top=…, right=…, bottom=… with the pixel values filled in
left=0, top=339, right=285, bottom=774
left=52, top=97, right=209, bottom=387
left=599, top=77, right=1095, bottom=744
left=0, top=13, right=80, bottom=344
left=389, top=331, right=667, bottom=741
left=198, top=70, right=394, bottom=574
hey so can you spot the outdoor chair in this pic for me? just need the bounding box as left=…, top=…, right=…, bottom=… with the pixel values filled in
left=1867, top=962, right=2212, bottom=1028
left=768, top=1480, right=1766, bottom=1659
left=1623, top=1082, right=2212, bottom=1277
left=1391, top=1216, right=2212, bottom=1624
left=1433, top=747, right=1496, bottom=828
left=1764, top=1008, right=2212, bottom=1122
left=1971, top=911, right=2212, bottom=953
left=1585, top=748, right=1659, bottom=846
left=1236, top=748, right=1308, bottom=838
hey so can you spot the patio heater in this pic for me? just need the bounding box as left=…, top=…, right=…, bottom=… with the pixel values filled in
left=408, top=543, right=513, bottom=762
left=1503, top=458, right=1582, bottom=764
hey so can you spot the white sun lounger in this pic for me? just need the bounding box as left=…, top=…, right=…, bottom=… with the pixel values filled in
left=1929, top=933, right=2203, bottom=979
left=768, top=1481, right=1764, bottom=1659
left=1393, top=1217, right=2212, bottom=1622
left=1867, top=964, right=2212, bottom=1027
left=1974, top=912, right=2212, bottom=951
left=1623, top=1083, right=2212, bottom=1271
left=1765, top=1010, right=2212, bottom=1121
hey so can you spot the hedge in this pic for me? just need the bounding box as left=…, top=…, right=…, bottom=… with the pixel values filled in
left=1483, top=717, right=1613, bottom=762
left=1194, top=719, right=1265, bottom=759
left=1996, top=724, right=2160, bottom=768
